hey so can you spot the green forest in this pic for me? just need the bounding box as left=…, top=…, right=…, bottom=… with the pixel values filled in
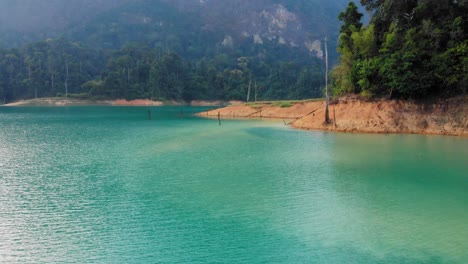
left=332, top=0, right=467, bottom=99
left=0, top=38, right=324, bottom=103
left=0, top=0, right=335, bottom=104
left=0, top=0, right=466, bottom=104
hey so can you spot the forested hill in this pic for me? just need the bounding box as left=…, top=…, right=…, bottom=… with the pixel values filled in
left=332, top=1, right=467, bottom=99
left=0, top=0, right=352, bottom=56
left=0, top=0, right=360, bottom=103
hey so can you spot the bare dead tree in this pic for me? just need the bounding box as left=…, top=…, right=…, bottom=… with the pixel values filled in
left=254, top=79, right=258, bottom=102
left=247, top=73, right=252, bottom=102
left=65, top=57, right=69, bottom=101
left=324, top=37, right=330, bottom=124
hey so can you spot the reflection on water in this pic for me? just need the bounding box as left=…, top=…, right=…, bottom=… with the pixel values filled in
left=0, top=107, right=467, bottom=263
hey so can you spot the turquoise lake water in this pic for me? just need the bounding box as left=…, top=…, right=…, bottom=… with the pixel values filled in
left=0, top=106, right=467, bottom=263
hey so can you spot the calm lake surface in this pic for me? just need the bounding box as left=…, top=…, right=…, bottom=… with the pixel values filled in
left=0, top=106, right=467, bottom=263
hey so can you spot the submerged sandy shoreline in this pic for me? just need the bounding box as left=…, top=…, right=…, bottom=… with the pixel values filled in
left=197, top=97, right=468, bottom=137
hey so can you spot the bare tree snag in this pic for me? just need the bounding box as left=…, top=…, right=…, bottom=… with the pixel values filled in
left=247, top=73, right=252, bottom=102
left=325, top=37, right=330, bottom=124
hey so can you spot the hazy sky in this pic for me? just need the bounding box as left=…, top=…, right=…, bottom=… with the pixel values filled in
left=0, top=0, right=124, bottom=32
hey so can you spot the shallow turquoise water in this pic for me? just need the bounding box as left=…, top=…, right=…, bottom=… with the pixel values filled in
left=0, top=106, right=467, bottom=263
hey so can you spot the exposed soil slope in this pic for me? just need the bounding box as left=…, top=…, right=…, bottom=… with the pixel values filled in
left=198, top=97, right=467, bottom=136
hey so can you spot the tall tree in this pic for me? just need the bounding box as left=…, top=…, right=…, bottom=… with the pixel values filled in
left=331, top=0, right=468, bottom=99
left=338, top=2, right=364, bottom=36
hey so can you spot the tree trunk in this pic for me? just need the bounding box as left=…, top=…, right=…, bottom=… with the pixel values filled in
left=254, top=79, right=258, bottom=102
left=247, top=73, right=252, bottom=102
left=127, top=67, right=130, bottom=85
left=49, top=60, right=54, bottom=90
left=65, top=58, right=69, bottom=100
left=324, top=37, right=330, bottom=124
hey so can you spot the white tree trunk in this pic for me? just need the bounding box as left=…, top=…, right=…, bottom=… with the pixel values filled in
left=65, top=58, right=69, bottom=100
left=254, top=79, right=258, bottom=102
left=325, top=37, right=330, bottom=124
left=247, top=73, right=252, bottom=102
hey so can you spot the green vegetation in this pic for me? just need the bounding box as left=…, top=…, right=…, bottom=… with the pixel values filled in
left=0, top=38, right=325, bottom=103
left=245, top=98, right=322, bottom=107
left=332, top=1, right=468, bottom=99
left=273, top=101, right=293, bottom=108
left=0, top=0, right=355, bottom=103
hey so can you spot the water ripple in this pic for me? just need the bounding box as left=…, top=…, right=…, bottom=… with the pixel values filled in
left=0, top=107, right=467, bottom=263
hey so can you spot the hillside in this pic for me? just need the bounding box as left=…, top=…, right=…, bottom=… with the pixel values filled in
left=0, top=0, right=363, bottom=103
left=0, top=0, right=355, bottom=60
left=331, top=1, right=467, bottom=99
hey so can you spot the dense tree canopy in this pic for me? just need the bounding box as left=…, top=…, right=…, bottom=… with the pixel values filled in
left=0, top=39, right=324, bottom=103
left=0, top=0, right=359, bottom=103
left=332, top=0, right=468, bottom=99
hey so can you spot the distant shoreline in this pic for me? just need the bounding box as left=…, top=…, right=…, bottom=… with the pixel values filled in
left=1, top=98, right=239, bottom=107
left=4, top=96, right=466, bottom=137
left=197, top=96, right=468, bottom=137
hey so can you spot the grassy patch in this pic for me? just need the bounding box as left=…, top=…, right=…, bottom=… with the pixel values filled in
left=245, top=102, right=265, bottom=108
left=271, top=101, right=294, bottom=108
left=68, top=93, right=93, bottom=99
left=245, top=98, right=326, bottom=108
left=277, top=102, right=293, bottom=108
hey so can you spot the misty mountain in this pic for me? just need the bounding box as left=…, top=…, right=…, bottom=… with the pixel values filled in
left=0, top=0, right=359, bottom=60
left=0, top=0, right=125, bottom=47
left=0, top=0, right=368, bottom=103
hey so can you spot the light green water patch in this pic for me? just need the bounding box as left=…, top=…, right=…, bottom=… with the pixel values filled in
left=0, top=107, right=466, bottom=263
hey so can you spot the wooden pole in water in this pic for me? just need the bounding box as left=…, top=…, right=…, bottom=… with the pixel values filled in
left=148, top=90, right=153, bottom=121
left=218, top=112, right=221, bottom=126
left=147, top=98, right=152, bottom=120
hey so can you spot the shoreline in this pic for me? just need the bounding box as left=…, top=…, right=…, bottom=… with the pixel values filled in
left=197, top=97, right=468, bottom=137
left=3, top=96, right=466, bottom=137
left=1, top=98, right=240, bottom=107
